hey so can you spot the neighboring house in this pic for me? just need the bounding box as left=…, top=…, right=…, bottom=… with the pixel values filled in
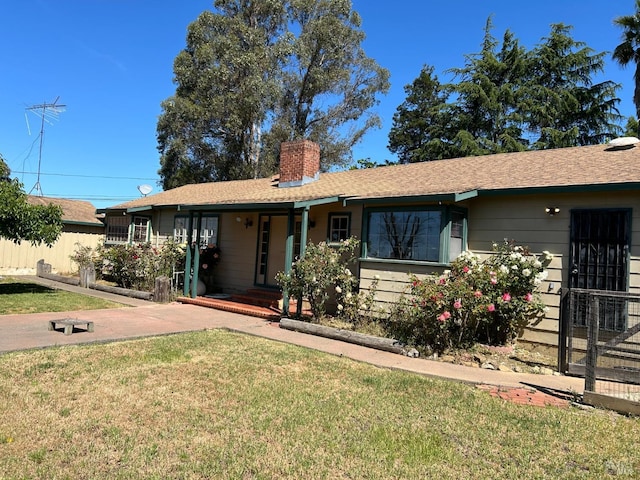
left=101, top=139, right=640, bottom=351
left=0, top=197, right=104, bottom=275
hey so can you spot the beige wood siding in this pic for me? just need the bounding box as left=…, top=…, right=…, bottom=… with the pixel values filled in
left=467, top=191, right=640, bottom=347
left=0, top=228, right=103, bottom=275
left=350, top=191, right=640, bottom=350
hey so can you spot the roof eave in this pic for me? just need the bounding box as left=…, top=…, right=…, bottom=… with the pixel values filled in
left=344, top=191, right=478, bottom=206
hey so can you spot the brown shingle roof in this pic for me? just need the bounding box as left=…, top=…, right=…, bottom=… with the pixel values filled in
left=107, top=143, right=640, bottom=211
left=27, top=196, right=104, bottom=225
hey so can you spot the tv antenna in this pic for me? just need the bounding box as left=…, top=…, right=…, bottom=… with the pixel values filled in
left=25, top=96, right=66, bottom=196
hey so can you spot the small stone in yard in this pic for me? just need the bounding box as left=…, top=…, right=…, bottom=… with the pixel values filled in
left=403, top=348, right=419, bottom=358
left=498, top=364, right=514, bottom=373
left=481, top=362, right=496, bottom=370
left=539, top=367, right=555, bottom=375
left=473, top=353, right=487, bottom=365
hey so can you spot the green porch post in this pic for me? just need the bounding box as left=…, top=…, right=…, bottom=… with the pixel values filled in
left=183, top=212, right=194, bottom=297
left=296, top=207, right=310, bottom=317
left=282, top=208, right=296, bottom=316
left=190, top=213, right=202, bottom=298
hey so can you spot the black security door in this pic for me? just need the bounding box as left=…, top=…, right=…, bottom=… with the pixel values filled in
left=569, top=209, right=630, bottom=331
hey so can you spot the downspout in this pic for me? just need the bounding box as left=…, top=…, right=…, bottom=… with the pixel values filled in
left=282, top=208, right=296, bottom=316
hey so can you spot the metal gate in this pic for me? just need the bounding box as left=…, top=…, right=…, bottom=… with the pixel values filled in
left=559, top=288, right=640, bottom=411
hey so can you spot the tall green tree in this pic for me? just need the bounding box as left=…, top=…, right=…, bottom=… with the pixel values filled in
left=613, top=0, right=640, bottom=135
left=446, top=18, right=528, bottom=156
left=0, top=156, right=63, bottom=246
left=387, top=65, right=452, bottom=163
left=266, top=0, right=390, bottom=169
left=524, top=23, right=621, bottom=149
left=158, top=1, right=290, bottom=189
left=157, top=0, right=389, bottom=189
left=623, top=116, right=639, bottom=137
left=389, top=19, right=622, bottom=163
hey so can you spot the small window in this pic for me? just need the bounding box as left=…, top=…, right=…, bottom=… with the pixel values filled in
left=449, top=211, right=465, bottom=261
left=173, top=215, right=219, bottom=247
left=328, top=213, right=350, bottom=243
left=106, top=216, right=130, bottom=244
left=199, top=216, right=218, bottom=247
left=173, top=216, right=189, bottom=244
left=132, top=217, right=150, bottom=243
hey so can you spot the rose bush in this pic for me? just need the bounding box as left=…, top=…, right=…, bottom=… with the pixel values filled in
left=385, top=241, right=551, bottom=353
left=95, top=240, right=185, bottom=291
left=276, top=237, right=361, bottom=321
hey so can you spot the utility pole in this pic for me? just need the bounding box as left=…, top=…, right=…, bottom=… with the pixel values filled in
left=25, top=96, right=66, bottom=196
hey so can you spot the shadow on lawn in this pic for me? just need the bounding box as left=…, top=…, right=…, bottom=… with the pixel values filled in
left=0, top=283, right=55, bottom=295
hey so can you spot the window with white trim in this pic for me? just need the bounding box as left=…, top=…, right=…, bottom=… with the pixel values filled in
left=173, top=215, right=219, bottom=247
left=173, top=216, right=189, bottom=244
left=132, top=216, right=150, bottom=243
left=328, top=213, right=350, bottom=243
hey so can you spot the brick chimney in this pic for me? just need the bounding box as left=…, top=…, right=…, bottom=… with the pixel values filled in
left=278, top=140, right=320, bottom=188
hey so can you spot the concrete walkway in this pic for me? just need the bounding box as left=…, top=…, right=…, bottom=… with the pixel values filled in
left=1, top=276, right=585, bottom=405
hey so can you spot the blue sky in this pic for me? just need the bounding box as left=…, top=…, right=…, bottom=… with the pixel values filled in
left=1, top=0, right=637, bottom=209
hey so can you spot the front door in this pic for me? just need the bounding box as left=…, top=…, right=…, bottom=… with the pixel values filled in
left=255, top=214, right=302, bottom=287
left=569, top=208, right=631, bottom=331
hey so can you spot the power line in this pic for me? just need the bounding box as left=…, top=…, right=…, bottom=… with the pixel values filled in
left=41, top=194, right=138, bottom=201
left=13, top=170, right=159, bottom=181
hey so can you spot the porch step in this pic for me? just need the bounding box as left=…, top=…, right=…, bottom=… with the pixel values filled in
left=231, top=289, right=282, bottom=309
left=178, top=296, right=281, bottom=321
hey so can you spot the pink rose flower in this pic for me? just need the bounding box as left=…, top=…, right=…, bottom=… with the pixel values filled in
left=443, top=311, right=451, bottom=319
left=487, top=303, right=496, bottom=312
left=474, top=290, right=482, bottom=298
left=463, top=266, right=470, bottom=273
left=453, top=300, right=462, bottom=309
left=437, top=314, right=446, bottom=323
left=490, top=277, right=498, bottom=285
left=502, top=293, right=511, bottom=302
left=524, top=293, right=533, bottom=302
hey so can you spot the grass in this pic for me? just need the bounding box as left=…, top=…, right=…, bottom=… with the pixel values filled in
left=0, top=277, right=126, bottom=314
left=0, top=330, right=639, bottom=479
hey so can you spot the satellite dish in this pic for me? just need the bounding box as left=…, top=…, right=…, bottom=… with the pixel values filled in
left=608, top=136, right=640, bottom=149
left=137, top=184, right=153, bottom=196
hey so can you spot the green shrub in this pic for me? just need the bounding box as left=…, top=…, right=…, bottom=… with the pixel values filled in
left=385, top=241, right=551, bottom=353
left=97, top=240, right=186, bottom=291
left=69, top=242, right=99, bottom=272
left=276, top=237, right=360, bottom=321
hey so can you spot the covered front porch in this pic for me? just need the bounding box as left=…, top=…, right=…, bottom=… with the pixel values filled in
left=180, top=200, right=338, bottom=317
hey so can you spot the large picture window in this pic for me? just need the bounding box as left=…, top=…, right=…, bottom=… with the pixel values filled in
left=365, top=207, right=466, bottom=264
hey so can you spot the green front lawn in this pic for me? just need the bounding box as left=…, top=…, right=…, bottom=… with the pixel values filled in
left=0, top=277, right=126, bottom=314
left=0, top=330, right=638, bottom=479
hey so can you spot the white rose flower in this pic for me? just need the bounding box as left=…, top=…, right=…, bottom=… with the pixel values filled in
left=499, top=265, right=509, bottom=274
left=335, top=286, right=342, bottom=294
left=522, top=268, right=531, bottom=277
left=337, top=304, right=344, bottom=311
